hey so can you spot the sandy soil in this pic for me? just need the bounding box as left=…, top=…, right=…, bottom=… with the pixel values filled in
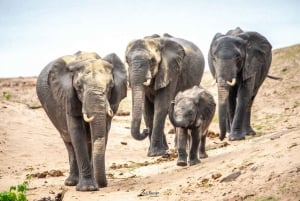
left=0, top=45, right=299, bottom=201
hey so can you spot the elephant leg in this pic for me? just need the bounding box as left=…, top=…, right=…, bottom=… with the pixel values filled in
left=227, top=86, right=237, bottom=133
left=243, top=96, right=256, bottom=136
left=144, top=96, right=154, bottom=141
left=230, top=79, right=254, bottom=141
left=64, top=141, right=79, bottom=186
left=176, top=128, right=188, bottom=166
left=147, top=90, right=170, bottom=157
left=85, top=123, right=92, bottom=162
left=67, top=116, right=98, bottom=191
left=189, top=128, right=201, bottom=166
left=199, top=130, right=208, bottom=159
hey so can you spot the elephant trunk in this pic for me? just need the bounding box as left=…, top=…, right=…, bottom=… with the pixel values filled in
left=218, top=85, right=229, bottom=141
left=131, top=85, right=148, bottom=140
left=168, top=101, right=186, bottom=128
left=90, top=113, right=107, bottom=187
left=83, top=91, right=108, bottom=187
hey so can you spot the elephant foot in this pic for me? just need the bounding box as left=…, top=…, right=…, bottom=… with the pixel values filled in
left=243, top=127, right=256, bottom=136
left=199, top=151, right=208, bottom=159
left=76, top=175, right=99, bottom=191
left=98, top=179, right=108, bottom=188
left=219, top=133, right=226, bottom=141
left=177, top=158, right=187, bottom=166
left=189, top=158, right=200, bottom=166
left=228, top=134, right=245, bottom=141
left=229, top=129, right=246, bottom=141
left=147, top=146, right=167, bottom=157
left=177, top=151, right=187, bottom=166
left=64, top=175, right=79, bottom=186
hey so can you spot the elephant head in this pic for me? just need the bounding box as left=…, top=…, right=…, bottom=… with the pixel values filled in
left=169, top=86, right=215, bottom=129
left=208, top=30, right=272, bottom=140
left=125, top=35, right=185, bottom=140
left=48, top=51, right=127, bottom=187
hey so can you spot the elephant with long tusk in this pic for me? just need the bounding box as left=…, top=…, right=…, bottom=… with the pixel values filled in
left=36, top=51, right=127, bottom=191
left=208, top=27, right=272, bottom=141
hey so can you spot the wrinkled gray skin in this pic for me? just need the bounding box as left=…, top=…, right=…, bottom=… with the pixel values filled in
left=36, top=51, right=127, bottom=191
left=126, top=34, right=205, bottom=157
left=169, top=85, right=216, bottom=166
left=208, top=27, right=272, bottom=141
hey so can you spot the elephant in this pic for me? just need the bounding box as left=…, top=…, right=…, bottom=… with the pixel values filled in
left=168, top=85, right=216, bottom=166
left=36, top=51, right=127, bottom=191
left=208, top=27, right=272, bottom=141
left=125, top=33, right=205, bottom=157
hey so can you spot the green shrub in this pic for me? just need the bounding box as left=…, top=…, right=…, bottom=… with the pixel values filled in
left=0, top=180, right=29, bottom=201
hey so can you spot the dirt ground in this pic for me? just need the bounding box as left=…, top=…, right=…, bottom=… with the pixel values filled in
left=0, top=45, right=299, bottom=201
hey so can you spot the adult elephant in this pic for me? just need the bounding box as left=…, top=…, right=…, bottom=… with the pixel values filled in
left=208, top=27, right=272, bottom=141
left=36, top=51, right=127, bottom=191
left=126, top=34, right=205, bottom=157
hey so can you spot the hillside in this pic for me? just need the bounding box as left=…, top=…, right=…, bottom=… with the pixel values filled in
left=0, top=44, right=299, bottom=201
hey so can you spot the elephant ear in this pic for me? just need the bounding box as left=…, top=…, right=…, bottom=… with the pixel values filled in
left=155, top=38, right=185, bottom=90
left=238, top=32, right=272, bottom=81
left=103, top=53, right=127, bottom=113
left=208, top=33, right=223, bottom=80
left=194, top=86, right=215, bottom=121
left=48, top=57, right=82, bottom=116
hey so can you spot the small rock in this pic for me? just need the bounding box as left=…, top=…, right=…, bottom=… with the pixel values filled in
left=120, top=141, right=128, bottom=145
left=207, top=131, right=219, bottom=138
left=201, top=178, right=209, bottom=184
left=212, top=172, right=222, bottom=180
left=288, top=143, right=297, bottom=149
left=220, top=171, right=241, bottom=183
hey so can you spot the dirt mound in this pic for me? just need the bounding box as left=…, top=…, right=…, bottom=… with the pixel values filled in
left=0, top=44, right=299, bottom=200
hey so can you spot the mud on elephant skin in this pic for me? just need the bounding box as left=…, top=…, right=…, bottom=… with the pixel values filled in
left=125, top=33, right=205, bottom=157
left=208, top=27, right=272, bottom=141
left=169, top=85, right=216, bottom=166
left=36, top=51, right=127, bottom=191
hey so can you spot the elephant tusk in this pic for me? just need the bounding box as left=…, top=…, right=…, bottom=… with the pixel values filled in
left=107, top=108, right=114, bottom=117
left=227, top=78, right=236, bottom=86
left=143, top=78, right=151, bottom=86
left=83, top=113, right=95, bottom=122
left=106, top=99, right=114, bottom=117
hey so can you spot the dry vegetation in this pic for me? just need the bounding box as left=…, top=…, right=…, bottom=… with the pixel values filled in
left=0, top=44, right=299, bottom=201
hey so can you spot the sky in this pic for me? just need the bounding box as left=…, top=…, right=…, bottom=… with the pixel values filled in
left=0, top=0, right=299, bottom=77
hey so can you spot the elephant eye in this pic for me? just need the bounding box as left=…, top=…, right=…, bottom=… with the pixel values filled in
left=187, top=111, right=193, bottom=116
left=150, top=57, right=156, bottom=65
left=74, top=80, right=83, bottom=90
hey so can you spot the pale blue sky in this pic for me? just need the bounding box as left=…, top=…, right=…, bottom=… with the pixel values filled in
left=0, top=0, right=299, bottom=77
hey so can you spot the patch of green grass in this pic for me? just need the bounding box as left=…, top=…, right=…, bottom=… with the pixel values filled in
left=0, top=177, right=30, bottom=201
left=253, top=124, right=264, bottom=131
left=2, top=92, right=11, bottom=100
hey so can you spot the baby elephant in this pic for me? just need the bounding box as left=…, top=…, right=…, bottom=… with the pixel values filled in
left=169, top=85, right=216, bottom=166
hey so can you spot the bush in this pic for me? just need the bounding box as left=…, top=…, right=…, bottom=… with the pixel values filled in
left=0, top=180, right=29, bottom=201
